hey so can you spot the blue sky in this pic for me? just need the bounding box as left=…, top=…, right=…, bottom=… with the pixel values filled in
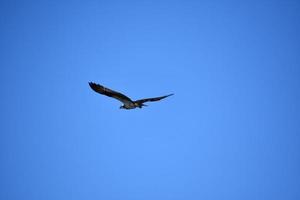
left=1, top=0, right=300, bottom=199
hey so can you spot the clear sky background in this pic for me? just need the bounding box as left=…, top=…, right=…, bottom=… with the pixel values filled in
left=1, top=0, right=300, bottom=199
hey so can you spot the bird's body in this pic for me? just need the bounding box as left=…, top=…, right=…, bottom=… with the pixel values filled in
left=121, top=102, right=139, bottom=109
left=89, top=82, right=173, bottom=109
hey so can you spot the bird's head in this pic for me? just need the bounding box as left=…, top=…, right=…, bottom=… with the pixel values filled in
left=120, top=105, right=125, bottom=109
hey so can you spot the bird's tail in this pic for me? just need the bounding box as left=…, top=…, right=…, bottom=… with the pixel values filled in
left=139, top=103, right=148, bottom=108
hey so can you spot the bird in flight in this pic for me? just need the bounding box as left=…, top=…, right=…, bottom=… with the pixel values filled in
left=89, top=82, right=174, bottom=109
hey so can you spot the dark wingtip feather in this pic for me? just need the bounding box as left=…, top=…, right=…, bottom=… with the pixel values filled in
left=88, top=82, right=95, bottom=89
left=164, top=93, right=174, bottom=98
left=88, top=82, right=103, bottom=94
left=89, top=82, right=95, bottom=86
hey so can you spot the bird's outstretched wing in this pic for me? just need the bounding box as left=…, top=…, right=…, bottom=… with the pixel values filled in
left=89, top=82, right=133, bottom=104
left=135, top=94, right=174, bottom=104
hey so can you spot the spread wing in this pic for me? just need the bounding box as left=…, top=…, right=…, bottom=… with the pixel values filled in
left=89, top=82, right=133, bottom=104
left=135, top=94, right=174, bottom=104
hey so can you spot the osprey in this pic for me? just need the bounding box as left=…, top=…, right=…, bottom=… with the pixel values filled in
left=89, top=82, right=173, bottom=109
